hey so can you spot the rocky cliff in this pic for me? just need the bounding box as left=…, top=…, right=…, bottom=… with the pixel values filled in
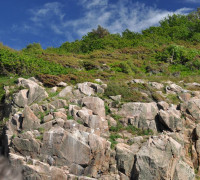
left=1, top=77, right=200, bottom=180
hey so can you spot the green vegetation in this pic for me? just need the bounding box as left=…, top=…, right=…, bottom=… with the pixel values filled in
left=1, top=9, right=200, bottom=101
left=109, top=133, right=122, bottom=149
left=77, top=119, right=83, bottom=125
left=11, top=134, right=16, bottom=139
left=166, top=94, right=180, bottom=105
left=36, top=135, right=43, bottom=141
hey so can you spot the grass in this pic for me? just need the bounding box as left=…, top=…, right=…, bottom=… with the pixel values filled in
left=105, top=104, right=111, bottom=115
left=36, top=135, right=43, bottom=141
left=0, top=76, right=19, bottom=102
left=109, top=114, right=152, bottom=135
left=38, top=110, right=50, bottom=123
left=109, top=133, right=122, bottom=149
left=166, top=94, right=180, bottom=105
left=77, top=119, right=83, bottom=125
left=38, top=127, right=45, bottom=134
left=125, top=125, right=154, bottom=136
left=11, top=134, right=16, bottom=139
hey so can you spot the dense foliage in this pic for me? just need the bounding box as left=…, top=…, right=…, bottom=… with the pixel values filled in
left=0, top=8, right=200, bottom=90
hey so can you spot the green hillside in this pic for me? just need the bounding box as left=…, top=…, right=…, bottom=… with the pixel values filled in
left=1, top=9, right=200, bottom=101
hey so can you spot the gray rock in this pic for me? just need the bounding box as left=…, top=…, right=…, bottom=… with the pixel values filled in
left=82, top=97, right=105, bottom=118
left=69, top=163, right=84, bottom=175
left=180, top=98, right=200, bottom=121
left=14, top=78, right=48, bottom=107
left=22, top=106, right=40, bottom=130
left=42, top=127, right=91, bottom=166
left=158, top=108, right=183, bottom=132
left=118, top=102, right=158, bottom=131
left=115, top=143, right=135, bottom=177
left=50, top=99, right=67, bottom=109
left=30, top=104, right=44, bottom=116
left=12, top=137, right=40, bottom=157
left=50, top=86, right=57, bottom=93
left=57, top=82, right=67, bottom=87
left=133, top=135, right=194, bottom=180
left=78, top=82, right=95, bottom=96
left=110, top=95, right=121, bottom=102
left=132, top=79, right=146, bottom=84
left=58, top=86, right=73, bottom=98
left=13, top=89, right=28, bottom=107
left=148, top=82, right=164, bottom=90
left=78, top=82, right=105, bottom=96
left=43, top=114, right=54, bottom=123
left=157, top=101, right=169, bottom=110
left=173, top=160, right=195, bottom=180
left=166, top=83, right=184, bottom=94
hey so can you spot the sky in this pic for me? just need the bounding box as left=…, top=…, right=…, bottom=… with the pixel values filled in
left=0, top=0, right=200, bottom=50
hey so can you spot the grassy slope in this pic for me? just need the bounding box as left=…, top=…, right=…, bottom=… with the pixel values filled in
left=1, top=11, right=200, bottom=101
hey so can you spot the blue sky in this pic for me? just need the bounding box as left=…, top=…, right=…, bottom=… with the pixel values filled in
left=0, top=0, right=199, bottom=50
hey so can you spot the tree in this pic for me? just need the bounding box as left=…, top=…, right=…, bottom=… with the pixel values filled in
left=22, top=43, right=43, bottom=54
left=91, top=25, right=110, bottom=38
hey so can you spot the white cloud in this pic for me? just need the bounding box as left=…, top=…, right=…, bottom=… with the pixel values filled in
left=20, top=1, right=193, bottom=44
left=62, top=0, right=192, bottom=37
left=79, top=0, right=108, bottom=8
left=29, top=2, right=65, bottom=25
left=184, top=0, right=200, bottom=3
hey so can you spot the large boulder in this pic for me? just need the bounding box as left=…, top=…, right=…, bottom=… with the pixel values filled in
left=13, top=78, right=48, bottom=107
left=81, top=97, right=105, bottom=118
left=115, top=143, right=135, bottom=177
left=166, top=83, right=184, bottom=94
left=84, top=134, right=111, bottom=177
left=58, top=86, right=73, bottom=98
left=118, top=102, right=158, bottom=131
left=22, top=106, right=40, bottom=130
left=133, top=135, right=195, bottom=180
left=158, top=107, right=183, bottom=132
left=148, top=82, right=164, bottom=90
left=78, top=82, right=95, bottom=96
left=41, top=127, right=90, bottom=166
left=180, top=98, right=200, bottom=121
left=77, top=82, right=104, bottom=96
left=41, top=126, right=111, bottom=178
left=12, top=137, right=40, bottom=157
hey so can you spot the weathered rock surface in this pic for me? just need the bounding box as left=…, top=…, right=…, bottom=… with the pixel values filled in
left=180, top=98, right=200, bottom=121
left=81, top=97, right=105, bottom=118
left=2, top=78, right=199, bottom=180
left=158, top=107, right=183, bottom=132
left=22, top=106, right=40, bottom=131
left=133, top=135, right=195, bottom=180
left=13, top=78, right=48, bottom=107
left=118, top=102, right=158, bottom=131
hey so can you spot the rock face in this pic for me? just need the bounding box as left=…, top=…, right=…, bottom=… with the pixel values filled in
left=133, top=135, right=195, bottom=180
left=158, top=107, right=183, bottom=132
left=180, top=98, right=200, bottom=121
left=81, top=97, right=106, bottom=118
left=2, top=77, right=199, bottom=180
left=22, top=106, right=40, bottom=130
left=13, top=78, right=48, bottom=107
left=115, top=143, right=135, bottom=177
left=118, top=102, right=158, bottom=131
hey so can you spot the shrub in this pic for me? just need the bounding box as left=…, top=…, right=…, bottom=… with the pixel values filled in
left=104, top=82, right=149, bottom=102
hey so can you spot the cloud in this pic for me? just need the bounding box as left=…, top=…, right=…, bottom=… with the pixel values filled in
left=61, top=0, right=192, bottom=37
left=29, top=2, right=65, bottom=25
left=15, top=1, right=193, bottom=47
left=80, top=0, right=108, bottom=9
left=184, top=0, right=200, bottom=3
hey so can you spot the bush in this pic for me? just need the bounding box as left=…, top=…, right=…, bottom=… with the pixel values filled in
left=104, top=82, right=148, bottom=102
left=157, top=45, right=199, bottom=65
left=0, top=49, right=70, bottom=76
